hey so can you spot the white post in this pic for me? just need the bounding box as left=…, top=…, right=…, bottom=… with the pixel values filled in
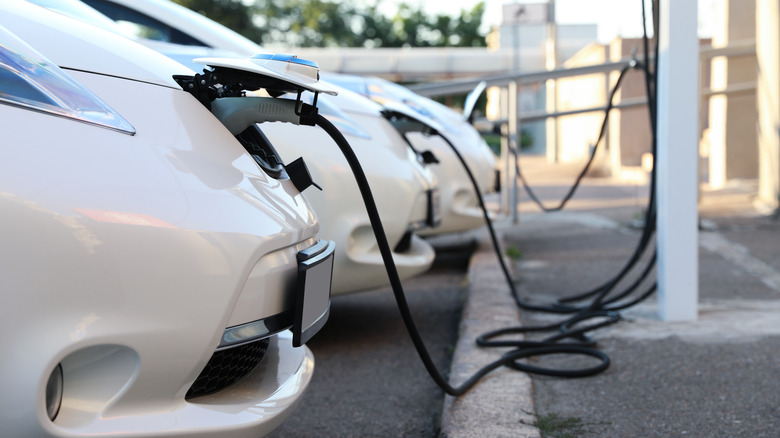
left=756, top=0, right=780, bottom=213
left=544, top=0, right=558, bottom=163
left=508, top=81, right=519, bottom=223
left=499, top=87, right=511, bottom=216
left=656, top=0, right=699, bottom=321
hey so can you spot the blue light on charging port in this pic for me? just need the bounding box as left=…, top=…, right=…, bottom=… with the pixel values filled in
left=251, top=53, right=319, bottom=68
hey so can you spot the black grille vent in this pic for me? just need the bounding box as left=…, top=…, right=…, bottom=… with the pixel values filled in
left=186, top=338, right=270, bottom=399
left=394, top=230, right=414, bottom=253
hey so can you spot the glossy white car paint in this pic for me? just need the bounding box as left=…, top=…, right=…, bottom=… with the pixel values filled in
left=75, top=0, right=495, bottom=236
left=260, top=85, right=438, bottom=293
left=324, top=73, right=500, bottom=235
left=1, top=2, right=325, bottom=436
left=60, top=0, right=440, bottom=294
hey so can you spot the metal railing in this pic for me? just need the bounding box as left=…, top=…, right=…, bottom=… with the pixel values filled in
left=406, top=39, right=760, bottom=220
left=409, top=56, right=642, bottom=221
left=408, top=58, right=635, bottom=98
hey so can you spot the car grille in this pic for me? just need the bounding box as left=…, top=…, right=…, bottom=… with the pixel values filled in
left=394, top=230, right=414, bottom=253
left=185, top=337, right=270, bottom=399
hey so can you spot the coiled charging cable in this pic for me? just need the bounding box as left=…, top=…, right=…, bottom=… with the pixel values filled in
left=314, top=112, right=614, bottom=393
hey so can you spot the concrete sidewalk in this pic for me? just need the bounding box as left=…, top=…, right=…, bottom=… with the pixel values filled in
left=440, top=157, right=780, bottom=437
left=438, top=228, right=539, bottom=438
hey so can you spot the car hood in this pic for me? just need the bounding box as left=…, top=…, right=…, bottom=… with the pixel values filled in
left=1, top=1, right=192, bottom=88
left=320, top=82, right=385, bottom=117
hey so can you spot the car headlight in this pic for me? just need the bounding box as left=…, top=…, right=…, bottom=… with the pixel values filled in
left=0, top=24, right=135, bottom=135
left=45, top=364, right=63, bottom=421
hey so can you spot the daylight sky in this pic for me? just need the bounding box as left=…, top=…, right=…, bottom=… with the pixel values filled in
left=376, top=0, right=716, bottom=43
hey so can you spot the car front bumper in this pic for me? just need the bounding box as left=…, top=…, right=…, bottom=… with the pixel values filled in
left=38, top=332, right=313, bottom=438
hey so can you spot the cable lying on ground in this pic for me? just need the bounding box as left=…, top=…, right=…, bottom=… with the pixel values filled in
left=309, top=0, right=661, bottom=394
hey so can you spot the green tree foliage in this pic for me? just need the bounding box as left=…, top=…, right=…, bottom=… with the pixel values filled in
left=260, top=0, right=365, bottom=47
left=171, top=0, right=486, bottom=48
left=388, top=2, right=486, bottom=47
left=174, top=0, right=265, bottom=43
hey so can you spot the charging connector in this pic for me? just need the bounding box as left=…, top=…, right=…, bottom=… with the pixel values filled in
left=211, top=97, right=316, bottom=134
left=174, top=54, right=332, bottom=193
left=173, top=50, right=636, bottom=394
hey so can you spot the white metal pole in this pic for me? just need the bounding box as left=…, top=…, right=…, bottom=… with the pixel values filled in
left=656, top=0, right=699, bottom=321
left=756, top=0, right=780, bottom=214
left=509, top=81, right=519, bottom=223
left=500, top=87, right=511, bottom=216
left=544, top=0, right=558, bottom=164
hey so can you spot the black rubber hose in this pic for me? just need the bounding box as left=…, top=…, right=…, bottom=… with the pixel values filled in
left=398, top=117, right=625, bottom=367
left=423, top=0, right=662, bottom=359
left=516, top=62, right=632, bottom=213
left=302, top=0, right=662, bottom=390
left=514, top=63, right=658, bottom=308
left=511, top=61, right=658, bottom=310
left=313, top=113, right=614, bottom=395
left=549, top=0, right=662, bottom=307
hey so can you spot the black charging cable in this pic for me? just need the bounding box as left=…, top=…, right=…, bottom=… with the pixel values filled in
left=189, top=0, right=660, bottom=392
left=314, top=111, right=618, bottom=393
left=514, top=60, right=659, bottom=313
left=516, top=61, right=632, bottom=213
left=508, top=0, right=661, bottom=313
left=306, top=0, right=662, bottom=390
left=557, top=0, right=660, bottom=309
left=506, top=59, right=659, bottom=310
left=382, top=0, right=663, bottom=380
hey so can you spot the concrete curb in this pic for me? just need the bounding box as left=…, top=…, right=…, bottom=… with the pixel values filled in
left=439, top=225, right=540, bottom=438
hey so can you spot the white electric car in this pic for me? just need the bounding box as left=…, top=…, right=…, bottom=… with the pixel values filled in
left=324, top=73, right=500, bottom=235
left=0, top=2, right=334, bottom=436
left=72, top=0, right=498, bottom=236
left=256, top=85, right=440, bottom=293
left=51, top=0, right=440, bottom=295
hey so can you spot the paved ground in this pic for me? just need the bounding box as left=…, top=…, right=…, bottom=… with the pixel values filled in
left=269, top=244, right=473, bottom=437
left=512, top=216, right=780, bottom=438
left=441, top=156, right=780, bottom=437
left=272, top=155, right=779, bottom=437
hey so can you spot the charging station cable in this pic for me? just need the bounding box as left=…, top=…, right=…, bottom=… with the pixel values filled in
left=313, top=110, right=617, bottom=390
left=554, top=0, right=660, bottom=308
left=209, top=93, right=616, bottom=386
left=516, top=60, right=634, bottom=213
left=185, top=40, right=655, bottom=390
left=380, top=30, right=661, bottom=378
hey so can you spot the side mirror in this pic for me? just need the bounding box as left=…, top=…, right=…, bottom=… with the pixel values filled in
left=463, top=81, right=487, bottom=123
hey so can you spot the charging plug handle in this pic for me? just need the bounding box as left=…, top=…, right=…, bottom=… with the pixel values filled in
left=211, top=97, right=318, bottom=135
left=388, top=117, right=437, bottom=136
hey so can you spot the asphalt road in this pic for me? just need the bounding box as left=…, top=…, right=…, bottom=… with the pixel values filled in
left=511, top=218, right=780, bottom=438
left=269, top=243, right=473, bottom=438
left=506, top=179, right=780, bottom=438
